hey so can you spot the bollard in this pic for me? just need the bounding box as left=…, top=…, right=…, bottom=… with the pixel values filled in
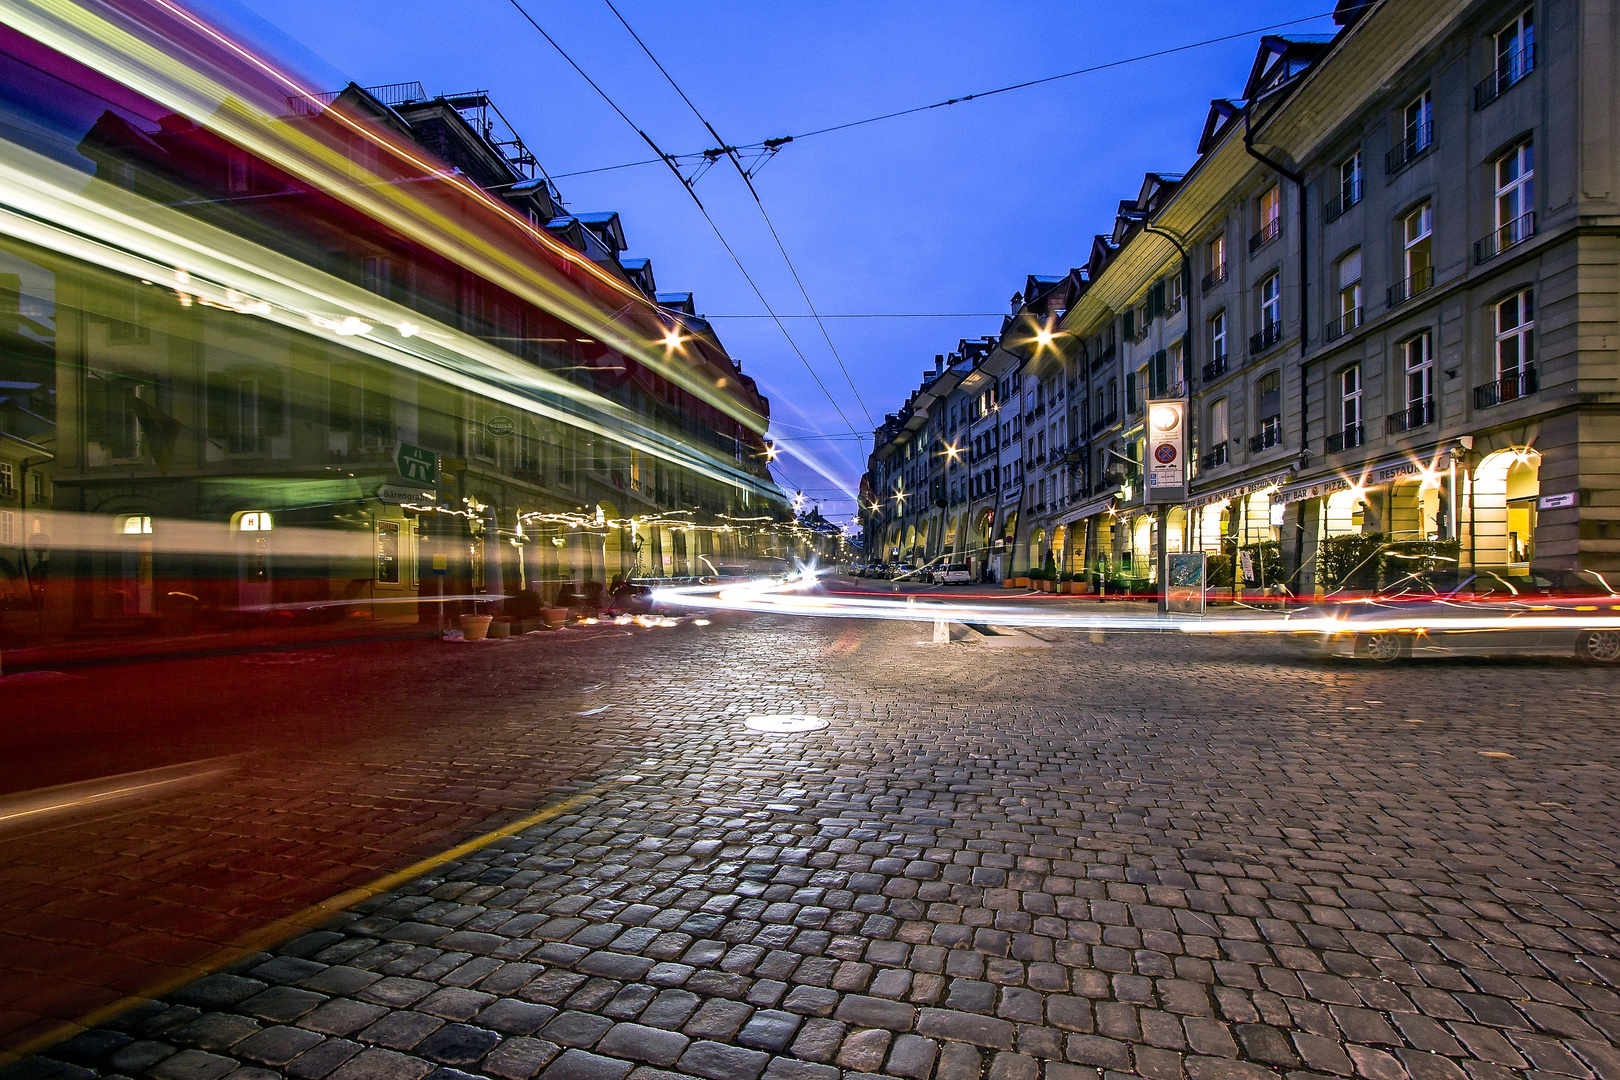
left=1089, top=631, right=1106, bottom=643
left=934, top=617, right=949, bottom=644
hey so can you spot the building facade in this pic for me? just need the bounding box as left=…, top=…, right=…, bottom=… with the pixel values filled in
left=867, top=0, right=1619, bottom=594
left=0, top=16, right=810, bottom=647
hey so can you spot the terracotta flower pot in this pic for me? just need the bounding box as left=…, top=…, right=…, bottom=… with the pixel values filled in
left=541, top=607, right=570, bottom=629
left=459, top=614, right=493, bottom=641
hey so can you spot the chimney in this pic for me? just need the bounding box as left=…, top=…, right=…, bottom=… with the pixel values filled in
left=934, top=355, right=945, bottom=376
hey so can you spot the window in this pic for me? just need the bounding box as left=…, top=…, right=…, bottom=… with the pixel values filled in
left=1406, top=91, right=1432, bottom=153
left=1389, top=90, right=1433, bottom=173
left=1495, top=289, right=1533, bottom=380
left=1209, top=311, right=1227, bottom=362
left=227, top=150, right=250, bottom=193
left=1332, top=249, right=1363, bottom=339
left=363, top=256, right=393, bottom=298
left=1210, top=398, right=1229, bottom=444
left=1339, top=365, right=1362, bottom=434
left=1478, top=8, right=1535, bottom=106
left=1254, top=371, right=1283, bottom=451
left=0, top=462, right=11, bottom=497
left=1395, top=332, right=1435, bottom=431
left=1251, top=187, right=1282, bottom=253
left=1167, top=272, right=1184, bottom=313
left=1336, top=152, right=1362, bottom=215
left=1395, top=201, right=1434, bottom=303
left=1106, top=378, right=1118, bottom=418
left=1483, top=140, right=1535, bottom=258
left=1260, top=274, right=1281, bottom=332
left=1204, top=232, right=1228, bottom=290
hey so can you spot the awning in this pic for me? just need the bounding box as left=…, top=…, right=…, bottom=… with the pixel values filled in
left=1185, top=470, right=1294, bottom=510
left=1276, top=450, right=1454, bottom=504
left=1057, top=492, right=1118, bottom=525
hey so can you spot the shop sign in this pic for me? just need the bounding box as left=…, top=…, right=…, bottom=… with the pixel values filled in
left=1279, top=477, right=1351, bottom=504
left=485, top=414, right=516, bottom=438
left=1277, top=452, right=1454, bottom=504
left=1145, top=400, right=1186, bottom=505
left=1186, top=470, right=1294, bottom=510
left=1539, top=491, right=1577, bottom=510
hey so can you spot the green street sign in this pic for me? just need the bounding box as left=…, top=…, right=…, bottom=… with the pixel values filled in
left=396, top=442, right=437, bottom=484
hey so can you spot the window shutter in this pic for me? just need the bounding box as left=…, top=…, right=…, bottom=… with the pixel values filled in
left=84, top=374, right=107, bottom=447
left=1122, top=311, right=1135, bottom=339
left=1125, top=371, right=1137, bottom=413
left=259, top=372, right=284, bottom=437
left=205, top=372, right=229, bottom=442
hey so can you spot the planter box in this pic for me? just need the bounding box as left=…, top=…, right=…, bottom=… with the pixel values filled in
left=487, top=619, right=512, bottom=639
left=1002, top=579, right=1019, bottom=589
left=1012, top=577, right=1029, bottom=588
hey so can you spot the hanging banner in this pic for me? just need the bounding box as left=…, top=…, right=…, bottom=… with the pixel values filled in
left=1145, top=399, right=1186, bottom=505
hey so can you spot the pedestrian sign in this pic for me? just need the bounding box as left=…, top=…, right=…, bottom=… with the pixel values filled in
left=396, top=442, right=437, bottom=484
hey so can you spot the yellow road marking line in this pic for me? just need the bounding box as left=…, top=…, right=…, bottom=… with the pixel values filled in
left=1, top=784, right=603, bottom=1064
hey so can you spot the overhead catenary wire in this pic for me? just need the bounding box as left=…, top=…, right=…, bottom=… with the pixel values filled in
left=601, top=0, right=876, bottom=435
left=504, top=0, right=866, bottom=447
left=543, top=11, right=1335, bottom=180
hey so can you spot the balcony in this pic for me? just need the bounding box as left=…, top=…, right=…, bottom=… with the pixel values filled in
left=1326, top=424, right=1364, bottom=453
left=1249, top=323, right=1282, bottom=356
left=1091, top=344, right=1116, bottom=372
left=1091, top=411, right=1118, bottom=434
left=1323, top=179, right=1362, bottom=223
left=1201, top=264, right=1228, bottom=293
left=1475, top=212, right=1536, bottom=264
left=1248, top=423, right=1283, bottom=454
left=1386, top=265, right=1435, bottom=309
left=1248, top=218, right=1281, bottom=257
left=1200, top=442, right=1229, bottom=470
left=1202, top=352, right=1229, bottom=382
left=1386, top=399, right=1435, bottom=434
left=1324, top=306, right=1363, bottom=342
left=1474, top=367, right=1538, bottom=409
left=1385, top=120, right=1433, bottom=175
left=1475, top=43, right=1534, bottom=110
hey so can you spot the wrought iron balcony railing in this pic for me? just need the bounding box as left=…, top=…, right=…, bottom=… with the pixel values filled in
left=1474, top=367, right=1538, bottom=409
left=1326, top=424, right=1364, bottom=453
left=1475, top=212, right=1536, bottom=264
left=1387, top=265, right=1435, bottom=309
left=1386, top=120, right=1433, bottom=175
left=1324, top=306, right=1364, bottom=342
left=1386, top=399, right=1435, bottom=434
left=1475, top=43, right=1535, bottom=110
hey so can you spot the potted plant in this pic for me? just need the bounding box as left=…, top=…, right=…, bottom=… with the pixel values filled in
left=459, top=609, right=494, bottom=640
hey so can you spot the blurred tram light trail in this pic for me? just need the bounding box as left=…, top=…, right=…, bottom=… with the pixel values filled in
left=0, top=756, right=240, bottom=832
left=651, top=576, right=1620, bottom=637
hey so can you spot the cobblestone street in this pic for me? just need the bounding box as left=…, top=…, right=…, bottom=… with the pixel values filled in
left=6, top=604, right=1620, bottom=1080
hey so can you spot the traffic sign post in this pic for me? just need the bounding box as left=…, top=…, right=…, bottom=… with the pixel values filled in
left=396, top=442, right=437, bottom=485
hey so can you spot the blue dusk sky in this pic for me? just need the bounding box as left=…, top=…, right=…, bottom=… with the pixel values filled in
left=213, top=0, right=1338, bottom=523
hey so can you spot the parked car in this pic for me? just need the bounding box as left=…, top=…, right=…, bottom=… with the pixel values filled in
left=1285, top=569, right=1620, bottom=663
left=933, top=563, right=972, bottom=585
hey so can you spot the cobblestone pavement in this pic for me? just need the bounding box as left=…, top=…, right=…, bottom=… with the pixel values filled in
left=6, top=606, right=1620, bottom=1080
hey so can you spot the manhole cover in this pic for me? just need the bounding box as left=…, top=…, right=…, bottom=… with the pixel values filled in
left=745, top=715, right=829, bottom=733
